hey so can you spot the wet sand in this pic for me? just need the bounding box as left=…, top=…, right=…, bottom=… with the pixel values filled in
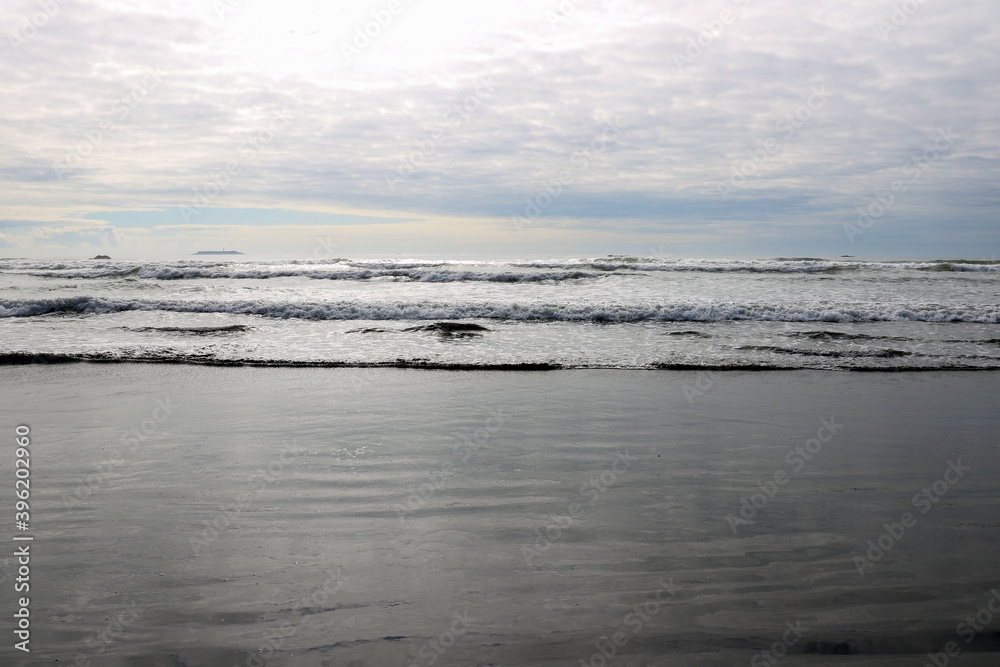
left=2, top=365, right=1000, bottom=665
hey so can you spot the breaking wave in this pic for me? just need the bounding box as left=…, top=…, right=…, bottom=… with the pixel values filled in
left=19, top=267, right=599, bottom=282
left=4, top=256, right=998, bottom=282
left=3, top=296, right=998, bottom=323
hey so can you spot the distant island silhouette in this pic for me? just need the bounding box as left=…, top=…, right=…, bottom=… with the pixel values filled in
left=193, top=250, right=243, bottom=255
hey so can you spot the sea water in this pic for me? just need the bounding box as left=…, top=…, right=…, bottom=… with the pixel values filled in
left=1, top=255, right=998, bottom=370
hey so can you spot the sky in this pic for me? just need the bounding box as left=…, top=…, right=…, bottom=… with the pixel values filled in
left=1, top=0, right=998, bottom=259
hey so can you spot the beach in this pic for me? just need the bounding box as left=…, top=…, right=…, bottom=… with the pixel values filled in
left=3, top=364, right=999, bottom=665
left=6, top=0, right=999, bottom=662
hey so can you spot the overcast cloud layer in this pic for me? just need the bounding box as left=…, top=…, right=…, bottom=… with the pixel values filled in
left=2, top=0, right=998, bottom=258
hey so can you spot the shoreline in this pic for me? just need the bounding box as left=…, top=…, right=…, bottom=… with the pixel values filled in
left=4, top=352, right=1000, bottom=371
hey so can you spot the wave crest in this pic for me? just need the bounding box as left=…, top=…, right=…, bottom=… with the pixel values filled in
left=3, top=296, right=998, bottom=323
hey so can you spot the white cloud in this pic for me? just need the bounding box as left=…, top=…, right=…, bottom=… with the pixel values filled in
left=30, top=224, right=124, bottom=247
left=2, top=0, right=998, bottom=256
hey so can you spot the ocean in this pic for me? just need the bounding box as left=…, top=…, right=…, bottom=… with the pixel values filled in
left=2, top=255, right=999, bottom=370
left=2, top=255, right=1000, bottom=666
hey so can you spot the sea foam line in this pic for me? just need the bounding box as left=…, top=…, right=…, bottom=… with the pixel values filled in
left=2, top=296, right=998, bottom=323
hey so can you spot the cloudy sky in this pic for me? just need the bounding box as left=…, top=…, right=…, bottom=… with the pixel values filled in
left=2, top=0, right=997, bottom=258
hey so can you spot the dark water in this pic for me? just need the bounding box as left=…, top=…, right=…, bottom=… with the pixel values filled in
left=2, top=365, right=999, bottom=665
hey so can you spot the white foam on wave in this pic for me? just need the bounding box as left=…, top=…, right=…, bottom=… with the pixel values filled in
left=3, top=296, right=998, bottom=323
left=518, top=257, right=1000, bottom=273
left=7, top=256, right=997, bottom=279
left=19, top=266, right=600, bottom=282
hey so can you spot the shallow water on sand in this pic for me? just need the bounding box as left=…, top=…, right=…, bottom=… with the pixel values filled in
left=2, top=366, right=1000, bottom=665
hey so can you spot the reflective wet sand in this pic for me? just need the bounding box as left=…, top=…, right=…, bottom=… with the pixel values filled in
left=3, top=365, right=1000, bottom=665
